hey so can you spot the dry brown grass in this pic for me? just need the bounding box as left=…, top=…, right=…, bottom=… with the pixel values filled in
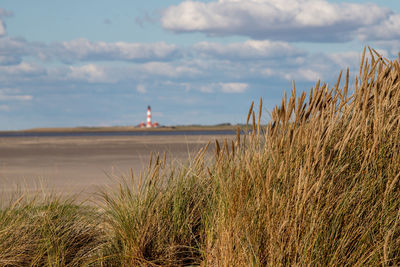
left=203, top=47, right=400, bottom=266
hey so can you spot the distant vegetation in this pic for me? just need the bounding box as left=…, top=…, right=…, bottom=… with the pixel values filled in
left=1, top=48, right=400, bottom=266
left=16, top=124, right=240, bottom=133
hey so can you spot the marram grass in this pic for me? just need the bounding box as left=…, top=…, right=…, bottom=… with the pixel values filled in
left=0, top=194, right=105, bottom=266
left=1, top=47, right=400, bottom=266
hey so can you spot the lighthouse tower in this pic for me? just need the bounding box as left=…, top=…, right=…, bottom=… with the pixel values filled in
left=146, top=106, right=152, bottom=128
left=137, top=105, right=159, bottom=128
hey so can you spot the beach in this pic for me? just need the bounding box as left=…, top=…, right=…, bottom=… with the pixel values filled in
left=0, top=134, right=229, bottom=198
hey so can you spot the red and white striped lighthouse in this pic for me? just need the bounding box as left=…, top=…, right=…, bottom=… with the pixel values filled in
left=137, top=105, right=159, bottom=128
left=146, top=105, right=152, bottom=128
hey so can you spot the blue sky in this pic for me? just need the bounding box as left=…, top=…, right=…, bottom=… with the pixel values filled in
left=0, top=0, right=399, bottom=130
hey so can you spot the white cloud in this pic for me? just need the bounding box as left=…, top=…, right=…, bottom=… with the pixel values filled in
left=55, top=39, right=179, bottom=63
left=161, top=81, right=192, bottom=92
left=162, top=0, right=393, bottom=42
left=261, top=68, right=275, bottom=77
left=327, top=51, right=361, bottom=70
left=198, top=82, right=249, bottom=93
left=194, top=40, right=304, bottom=60
left=0, top=37, right=180, bottom=65
left=136, top=84, right=147, bottom=94
left=181, top=82, right=249, bottom=93
left=0, top=88, right=20, bottom=94
left=0, top=37, right=30, bottom=54
left=0, top=62, right=45, bottom=76
left=359, top=14, right=400, bottom=41
left=220, top=82, right=248, bottom=93
left=0, top=37, right=39, bottom=66
left=68, top=64, right=110, bottom=83
left=200, top=84, right=215, bottom=93
left=0, top=37, right=392, bottom=99
left=140, top=62, right=201, bottom=78
left=0, top=88, right=33, bottom=101
left=287, top=69, right=323, bottom=82
left=0, top=94, right=33, bottom=101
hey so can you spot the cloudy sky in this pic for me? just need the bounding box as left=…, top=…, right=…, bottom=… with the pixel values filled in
left=0, top=0, right=399, bottom=130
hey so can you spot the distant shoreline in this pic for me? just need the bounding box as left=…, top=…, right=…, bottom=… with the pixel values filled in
left=0, top=124, right=242, bottom=134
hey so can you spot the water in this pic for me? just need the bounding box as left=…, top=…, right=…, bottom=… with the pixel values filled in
left=0, top=130, right=236, bottom=138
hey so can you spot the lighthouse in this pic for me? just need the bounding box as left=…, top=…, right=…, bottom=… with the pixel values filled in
left=138, top=105, right=159, bottom=128
left=146, top=105, right=152, bottom=128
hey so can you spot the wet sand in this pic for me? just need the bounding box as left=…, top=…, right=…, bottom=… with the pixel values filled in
left=0, top=135, right=228, bottom=198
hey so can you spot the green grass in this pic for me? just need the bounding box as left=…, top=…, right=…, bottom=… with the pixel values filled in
left=1, top=47, right=400, bottom=266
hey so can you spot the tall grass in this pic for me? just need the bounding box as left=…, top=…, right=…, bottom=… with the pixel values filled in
left=203, top=47, right=400, bottom=265
left=99, top=150, right=214, bottom=266
left=1, top=48, right=399, bottom=266
left=0, top=194, right=105, bottom=266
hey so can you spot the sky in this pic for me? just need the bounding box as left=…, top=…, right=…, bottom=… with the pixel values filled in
left=0, top=0, right=399, bottom=130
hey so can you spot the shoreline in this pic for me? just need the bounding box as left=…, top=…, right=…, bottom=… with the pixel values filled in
left=0, top=124, right=241, bottom=134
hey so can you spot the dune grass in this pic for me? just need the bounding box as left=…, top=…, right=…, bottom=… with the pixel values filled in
left=1, top=47, right=400, bottom=266
left=98, top=150, right=214, bottom=266
left=201, top=48, right=400, bottom=266
left=0, top=194, right=105, bottom=266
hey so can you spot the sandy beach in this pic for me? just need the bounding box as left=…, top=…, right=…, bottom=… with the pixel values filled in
left=0, top=134, right=230, bottom=198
